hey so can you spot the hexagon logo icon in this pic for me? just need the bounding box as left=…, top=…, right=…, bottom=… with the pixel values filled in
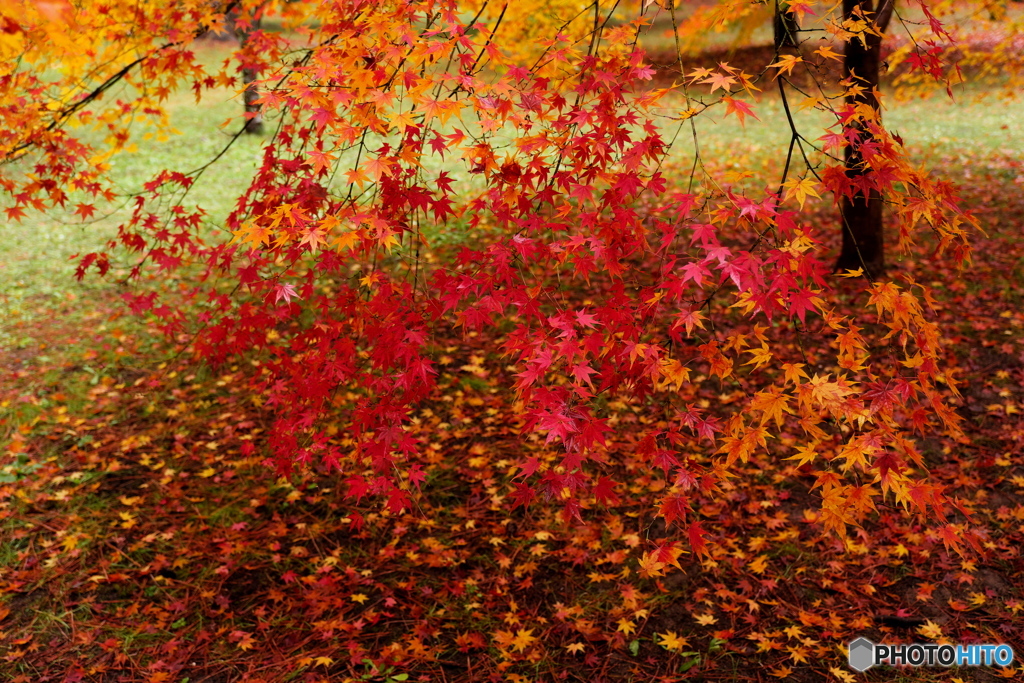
left=848, top=637, right=875, bottom=672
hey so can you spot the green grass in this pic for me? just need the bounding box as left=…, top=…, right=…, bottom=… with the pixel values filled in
left=1, top=42, right=266, bottom=345
left=654, top=84, right=1023, bottom=177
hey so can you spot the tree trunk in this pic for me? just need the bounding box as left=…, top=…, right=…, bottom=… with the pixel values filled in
left=774, top=6, right=800, bottom=50
left=233, top=8, right=264, bottom=135
left=835, top=0, right=892, bottom=278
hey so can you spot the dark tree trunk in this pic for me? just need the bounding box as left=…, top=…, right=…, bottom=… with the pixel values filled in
left=835, top=0, right=893, bottom=278
left=774, top=6, right=800, bottom=50
left=240, top=65, right=264, bottom=135
left=232, top=9, right=264, bottom=135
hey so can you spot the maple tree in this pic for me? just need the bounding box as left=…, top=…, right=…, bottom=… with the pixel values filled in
left=4, top=1, right=1024, bottom=681
left=0, top=0, right=996, bottom=558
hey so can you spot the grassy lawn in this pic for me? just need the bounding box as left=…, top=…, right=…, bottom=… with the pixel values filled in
left=0, top=43, right=265, bottom=347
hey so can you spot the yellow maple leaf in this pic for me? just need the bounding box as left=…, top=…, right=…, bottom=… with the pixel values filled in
left=510, top=628, right=537, bottom=653
left=917, top=619, right=943, bottom=640
left=743, top=343, right=773, bottom=371
left=565, top=642, right=585, bottom=654
left=694, top=613, right=717, bottom=626
left=797, top=96, right=824, bottom=112
left=815, top=45, right=842, bottom=62
left=748, top=554, right=769, bottom=574
left=782, top=176, right=820, bottom=209
left=784, top=444, right=817, bottom=467
left=788, top=645, right=809, bottom=663
left=657, top=631, right=690, bottom=652
left=637, top=552, right=666, bottom=578
left=831, top=666, right=857, bottom=683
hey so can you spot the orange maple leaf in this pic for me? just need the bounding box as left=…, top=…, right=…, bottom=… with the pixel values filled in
left=769, top=54, right=803, bottom=77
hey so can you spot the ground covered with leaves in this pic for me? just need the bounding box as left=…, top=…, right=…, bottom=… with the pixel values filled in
left=2, top=152, right=1024, bottom=683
